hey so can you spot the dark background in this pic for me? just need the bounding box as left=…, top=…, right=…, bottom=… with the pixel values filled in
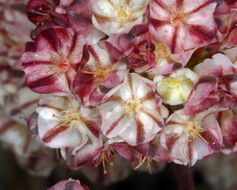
left=0, top=144, right=223, bottom=190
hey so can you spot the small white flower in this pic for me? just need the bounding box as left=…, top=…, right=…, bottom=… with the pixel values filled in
left=92, top=0, right=148, bottom=35
left=99, top=73, right=163, bottom=146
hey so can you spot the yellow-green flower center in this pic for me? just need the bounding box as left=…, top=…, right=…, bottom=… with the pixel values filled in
left=157, top=77, right=194, bottom=104
left=108, top=0, right=132, bottom=25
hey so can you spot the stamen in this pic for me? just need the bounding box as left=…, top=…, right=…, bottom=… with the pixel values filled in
left=53, top=108, right=82, bottom=130
left=170, top=7, right=186, bottom=25
left=153, top=40, right=171, bottom=59
left=134, top=156, right=146, bottom=170
left=95, top=146, right=116, bottom=174
left=134, top=152, right=152, bottom=173
left=47, top=53, right=70, bottom=74
left=82, top=62, right=112, bottom=84
left=123, top=98, right=143, bottom=118
left=184, top=119, right=208, bottom=144
left=108, top=0, right=132, bottom=25
left=30, top=9, right=49, bottom=16
left=56, top=148, right=61, bottom=160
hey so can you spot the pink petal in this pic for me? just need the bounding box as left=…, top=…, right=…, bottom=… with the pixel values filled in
left=150, top=0, right=217, bottom=53
left=22, top=26, right=84, bottom=94
left=218, top=110, right=237, bottom=153
left=47, top=179, right=89, bottom=190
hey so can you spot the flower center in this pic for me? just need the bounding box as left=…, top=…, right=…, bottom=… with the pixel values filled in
left=108, top=0, right=132, bottom=25
left=157, top=77, right=194, bottom=103
left=95, top=146, right=116, bottom=174
left=184, top=120, right=207, bottom=143
left=83, top=62, right=112, bottom=84
left=49, top=53, right=71, bottom=74
left=123, top=98, right=143, bottom=117
left=153, top=40, right=171, bottom=59
left=30, top=0, right=54, bottom=25
left=134, top=152, right=152, bottom=174
left=170, top=8, right=185, bottom=26
left=55, top=108, right=82, bottom=129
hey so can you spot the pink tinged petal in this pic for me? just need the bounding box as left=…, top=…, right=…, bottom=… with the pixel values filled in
left=22, top=27, right=84, bottom=94
left=224, top=28, right=237, bottom=47
left=119, top=116, right=145, bottom=145
left=88, top=65, right=128, bottom=106
left=37, top=105, right=82, bottom=148
left=134, top=133, right=173, bottom=163
left=185, top=1, right=216, bottom=23
left=150, top=0, right=169, bottom=21
left=189, top=111, right=226, bottom=162
left=184, top=76, right=218, bottom=115
left=101, top=24, right=148, bottom=56
left=62, top=1, right=106, bottom=45
left=65, top=0, right=92, bottom=33
left=185, top=3, right=217, bottom=41
left=127, top=40, right=156, bottom=70
left=170, top=135, right=190, bottom=165
left=63, top=137, right=102, bottom=168
left=230, top=80, right=237, bottom=97
left=100, top=101, right=127, bottom=137
left=102, top=41, right=125, bottom=61
left=113, top=143, right=133, bottom=161
left=194, top=54, right=234, bottom=77
left=26, top=73, right=70, bottom=94
left=149, top=23, right=176, bottom=52
left=201, top=114, right=223, bottom=150
left=223, top=47, right=237, bottom=64
left=74, top=45, right=127, bottom=106
left=47, top=179, right=89, bottom=190
left=189, top=138, right=215, bottom=166
left=219, top=110, right=237, bottom=152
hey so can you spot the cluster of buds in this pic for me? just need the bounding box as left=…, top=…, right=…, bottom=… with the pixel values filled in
left=1, top=0, right=237, bottom=189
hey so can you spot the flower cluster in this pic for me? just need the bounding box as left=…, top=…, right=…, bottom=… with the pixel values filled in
left=1, top=0, right=237, bottom=189
left=21, top=0, right=237, bottom=171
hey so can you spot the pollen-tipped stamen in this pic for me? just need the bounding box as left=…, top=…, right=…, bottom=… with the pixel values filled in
left=82, top=62, right=112, bottom=84
left=123, top=98, right=143, bottom=118
left=95, top=146, right=116, bottom=174
left=134, top=152, right=152, bottom=174
left=53, top=108, right=82, bottom=130
left=184, top=119, right=208, bottom=144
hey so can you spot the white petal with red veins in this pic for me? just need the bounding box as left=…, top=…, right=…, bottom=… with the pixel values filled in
left=36, top=96, right=101, bottom=148
left=92, top=0, right=148, bottom=35
left=150, top=0, right=217, bottom=53
left=162, top=109, right=222, bottom=166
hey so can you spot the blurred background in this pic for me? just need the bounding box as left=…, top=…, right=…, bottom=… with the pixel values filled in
left=1, top=144, right=237, bottom=190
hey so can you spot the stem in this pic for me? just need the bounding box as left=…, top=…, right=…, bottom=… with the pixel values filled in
left=164, top=163, right=195, bottom=190
left=175, top=164, right=195, bottom=190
